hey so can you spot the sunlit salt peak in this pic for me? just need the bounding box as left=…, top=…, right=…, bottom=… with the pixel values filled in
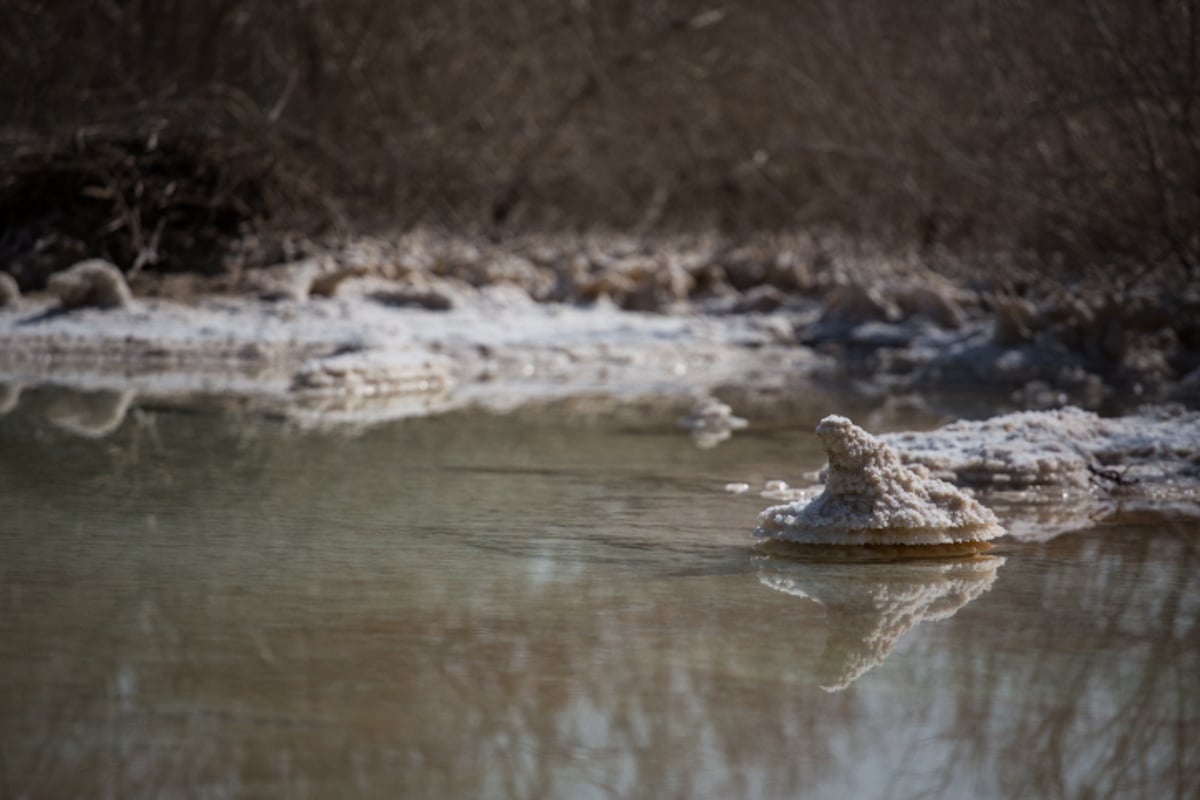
left=755, top=414, right=1004, bottom=546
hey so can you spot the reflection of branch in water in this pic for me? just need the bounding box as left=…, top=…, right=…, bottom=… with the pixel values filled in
left=952, top=532, right=1200, bottom=800
left=754, top=554, right=1006, bottom=691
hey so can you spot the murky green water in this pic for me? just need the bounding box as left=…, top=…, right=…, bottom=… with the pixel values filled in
left=1, top=392, right=1197, bottom=799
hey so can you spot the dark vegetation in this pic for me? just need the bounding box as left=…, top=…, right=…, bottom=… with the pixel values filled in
left=2, top=0, right=1198, bottom=281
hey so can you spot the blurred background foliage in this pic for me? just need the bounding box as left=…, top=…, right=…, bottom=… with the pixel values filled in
left=3, top=0, right=1198, bottom=269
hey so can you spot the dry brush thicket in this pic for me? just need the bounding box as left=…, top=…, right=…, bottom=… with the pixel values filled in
left=2, top=0, right=1198, bottom=276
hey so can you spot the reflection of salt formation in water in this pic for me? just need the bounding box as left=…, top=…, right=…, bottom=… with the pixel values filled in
left=40, top=388, right=135, bottom=438
left=755, top=553, right=1006, bottom=691
left=0, top=382, right=21, bottom=415
left=0, top=383, right=134, bottom=437
left=679, top=396, right=747, bottom=448
left=756, top=415, right=1004, bottom=546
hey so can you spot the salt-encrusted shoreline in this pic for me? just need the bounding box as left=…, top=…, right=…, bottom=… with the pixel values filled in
left=4, top=230, right=1198, bottom=417
left=749, top=407, right=1200, bottom=543
left=882, top=406, right=1200, bottom=539
left=3, top=235, right=1198, bottom=522
left=0, top=281, right=821, bottom=427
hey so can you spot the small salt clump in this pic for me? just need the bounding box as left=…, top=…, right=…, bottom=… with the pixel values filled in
left=0, top=272, right=21, bottom=308
left=679, top=396, right=747, bottom=448
left=755, top=415, right=1004, bottom=546
left=292, top=350, right=451, bottom=399
left=760, top=479, right=794, bottom=501
left=47, top=260, right=132, bottom=310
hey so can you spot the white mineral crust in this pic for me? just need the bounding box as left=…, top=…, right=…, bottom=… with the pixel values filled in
left=755, top=415, right=1004, bottom=546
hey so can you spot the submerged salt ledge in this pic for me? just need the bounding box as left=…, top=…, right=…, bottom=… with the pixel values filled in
left=756, top=415, right=1004, bottom=546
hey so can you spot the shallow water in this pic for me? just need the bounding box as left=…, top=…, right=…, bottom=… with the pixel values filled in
left=1, top=394, right=1197, bottom=799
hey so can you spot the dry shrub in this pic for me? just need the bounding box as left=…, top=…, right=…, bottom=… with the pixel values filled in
left=0, top=116, right=340, bottom=287
left=2, top=0, right=1197, bottom=276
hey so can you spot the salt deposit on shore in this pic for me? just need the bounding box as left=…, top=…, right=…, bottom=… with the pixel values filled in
left=882, top=405, right=1200, bottom=539
left=5, top=230, right=1198, bottom=415
left=2, top=236, right=1198, bottom=522
left=748, top=406, right=1199, bottom=544
left=0, top=277, right=820, bottom=427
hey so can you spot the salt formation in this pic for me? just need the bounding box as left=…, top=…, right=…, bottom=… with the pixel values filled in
left=882, top=405, right=1200, bottom=491
left=819, top=278, right=899, bottom=327
left=679, top=396, right=747, bottom=448
left=760, top=479, right=795, bottom=501
left=47, top=260, right=133, bottom=310
left=755, top=554, right=1005, bottom=691
left=880, top=405, right=1200, bottom=540
left=0, top=273, right=20, bottom=308
left=755, top=415, right=1004, bottom=546
left=309, top=263, right=370, bottom=298
left=252, top=257, right=329, bottom=301
left=289, top=350, right=454, bottom=426
left=292, top=350, right=451, bottom=398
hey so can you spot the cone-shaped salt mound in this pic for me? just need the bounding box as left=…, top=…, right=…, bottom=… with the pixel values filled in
left=755, top=415, right=1004, bottom=546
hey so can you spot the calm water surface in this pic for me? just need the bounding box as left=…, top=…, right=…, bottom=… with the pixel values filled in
left=1, top=392, right=1197, bottom=799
